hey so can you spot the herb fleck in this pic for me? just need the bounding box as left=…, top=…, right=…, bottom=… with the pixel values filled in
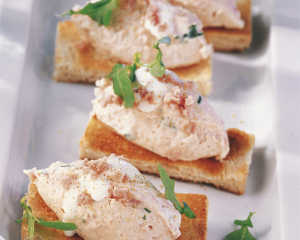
left=197, top=96, right=202, bottom=104
left=176, top=25, right=203, bottom=41
left=124, top=133, right=133, bottom=141
left=144, top=208, right=151, bottom=213
left=188, top=25, right=203, bottom=38
left=142, top=215, right=146, bottom=220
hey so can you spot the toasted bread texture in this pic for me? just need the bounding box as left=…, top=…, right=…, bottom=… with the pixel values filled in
left=79, top=116, right=255, bottom=195
left=170, top=0, right=252, bottom=51
left=21, top=176, right=208, bottom=240
left=203, top=0, right=252, bottom=51
left=52, top=20, right=212, bottom=96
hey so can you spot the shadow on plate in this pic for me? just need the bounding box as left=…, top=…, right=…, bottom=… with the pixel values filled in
left=209, top=62, right=268, bottom=102
left=225, top=13, right=271, bottom=59
left=247, top=146, right=276, bottom=195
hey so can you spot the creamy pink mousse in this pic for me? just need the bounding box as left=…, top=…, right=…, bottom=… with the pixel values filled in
left=93, top=68, right=230, bottom=161
left=24, top=155, right=181, bottom=240
left=71, top=0, right=212, bottom=69
left=169, top=0, right=245, bottom=29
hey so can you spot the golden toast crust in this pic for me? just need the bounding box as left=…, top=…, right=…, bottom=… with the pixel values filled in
left=52, top=21, right=116, bottom=84
left=79, top=116, right=255, bottom=195
left=21, top=178, right=208, bottom=240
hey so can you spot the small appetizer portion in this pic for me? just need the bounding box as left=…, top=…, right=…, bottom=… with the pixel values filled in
left=70, top=0, right=212, bottom=69
left=92, top=36, right=228, bottom=161
left=19, top=155, right=209, bottom=240
left=92, top=64, right=229, bottom=161
left=169, top=0, right=245, bottom=29
left=169, top=0, right=252, bottom=51
left=53, top=0, right=213, bottom=96
left=79, top=37, right=255, bottom=195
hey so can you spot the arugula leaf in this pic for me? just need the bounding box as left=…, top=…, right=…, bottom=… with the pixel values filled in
left=225, top=212, right=257, bottom=240
left=15, top=196, right=77, bottom=239
left=157, top=162, right=196, bottom=219
left=106, top=36, right=170, bottom=108
left=133, top=36, right=171, bottom=77
left=60, top=0, right=118, bottom=27
left=106, top=63, right=136, bottom=108
left=38, top=220, right=78, bottom=230
left=127, top=63, right=137, bottom=83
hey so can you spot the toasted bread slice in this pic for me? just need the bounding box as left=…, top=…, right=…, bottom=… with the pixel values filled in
left=52, top=20, right=212, bottom=96
left=203, top=0, right=252, bottom=52
left=79, top=116, right=255, bottom=195
left=170, top=0, right=252, bottom=51
left=52, top=21, right=116, bottom=84
left=21, top=177, right=208, bottom=240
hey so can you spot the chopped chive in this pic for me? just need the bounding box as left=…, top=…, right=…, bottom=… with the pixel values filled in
left=197, top=96, right=202, bottom=104
left=144, top=208, right=151, bottom=213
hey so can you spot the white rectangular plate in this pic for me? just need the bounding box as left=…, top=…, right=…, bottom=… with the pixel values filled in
left=0, top=0, right=280, bottom=239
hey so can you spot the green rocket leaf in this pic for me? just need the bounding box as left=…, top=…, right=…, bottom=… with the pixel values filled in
left=225, top=212, right=257, bottom=240
left=157, top=162, right=196, bottom=219
left=133, top=36, right=171, bottom=77
left=60, top=0, right=118, bottom=27
left=15, top=196, right=77, bottom=239
left=106, top=63, right=136, bottom=108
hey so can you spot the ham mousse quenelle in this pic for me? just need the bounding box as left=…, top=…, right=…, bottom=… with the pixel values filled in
left=53, top=0, right=213, bottom=96
left=91, top=36, right=229, bottom=161
left=169, top=0, right=245, bottom=29
left=67, top=0, right=212, bottom=69
left=167, top=0, right=253, bottom=52
left=79, top=36, right=255, bottom=195
left=18, top=155, right=203, bottom=240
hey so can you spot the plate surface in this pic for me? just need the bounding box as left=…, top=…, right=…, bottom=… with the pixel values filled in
left=0, top=0, right=279, bottom=239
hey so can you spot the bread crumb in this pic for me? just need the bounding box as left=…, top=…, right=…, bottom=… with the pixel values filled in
left=240, top=121, right=243, bottom=124
left=25, top=156, right=27, bottom=159
left=232, top=113, right=236, bottom=118
left=59, top=131, right=62, bottom=133
left=160, top=185, right=163, bottom=190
